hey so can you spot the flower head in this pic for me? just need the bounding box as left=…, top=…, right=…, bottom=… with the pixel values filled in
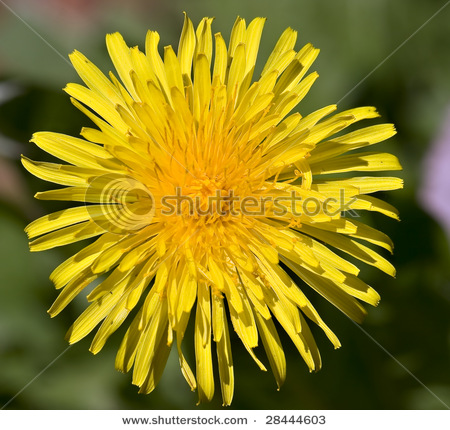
left=23, top=15, right=402, bottom=405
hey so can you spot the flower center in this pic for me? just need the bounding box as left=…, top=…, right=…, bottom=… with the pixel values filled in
left=180, top=175, right=237, bottom=223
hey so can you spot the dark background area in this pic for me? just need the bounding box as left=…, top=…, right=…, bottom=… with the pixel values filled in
left=0, top=0, right=449, bottom=410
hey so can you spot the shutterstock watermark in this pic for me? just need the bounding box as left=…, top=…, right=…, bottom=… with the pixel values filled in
left=85, top=174, right=359, bottom=233
left=85, top=174, right=155, bottom=234
left=160, top=187, right=358, bottom=218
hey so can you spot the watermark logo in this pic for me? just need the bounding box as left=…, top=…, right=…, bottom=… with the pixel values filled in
left=85, top=174, right=359, bottom=233
left=85, top=174, right=155, bottom=234
left=160, top=187, right=359, bottom=219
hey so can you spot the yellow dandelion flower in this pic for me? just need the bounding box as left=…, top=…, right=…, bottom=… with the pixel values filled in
left=23, top=15, right=402, bottom=405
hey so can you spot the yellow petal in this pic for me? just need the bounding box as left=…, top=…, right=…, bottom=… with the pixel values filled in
left=115, top=308, right=143, bottom=373
left=287, top=262, right=367, bottom=323
left=129, top=46, right=158, bottom=93
left=105, top=32, right=137, bottom=99
left=254, top=313, right=286, bottom=389
left=347, top=219, right=394, bottom=252
left=262, top=27, right=297, bottom=75
left=243, top=17, right=266, bottom=76
left=65, top=271, right=130, bottom=344
left=195, top=282, right=214, bottom=403
left=29, top=220, right=105, bottom=252
left=320, top=176, right=404, bottom=194
left=347, top=194, right=401, bottom=220
left=214, top=295, right=234, bottom=406
left=50, top=233, right=118, bottom=289
left=175, top=312, right=197, bottom=391
left=22, top=156, right=100, bottom=187
left=212, top=33, right=228, bottom=84
left=90, top=276, right=148, bottom=354
left=228, top=288, right=259, bottom=350
left=228, top=17, right=246, bottom=59
left=69, top=49, right=124, bottom=106
left=132, top=298, right=168, bottom=387
left=64, top=83, right=127, bottom=133
left=164, top=45, right=184, bottom=94
left=178, top=13, right=196, bottom=78
left=138, top=327, right=172, bottom=394
left=212, top=290, right=224, bottom=342
left=339, top=274, right=380, bottom=306
left=193, top=54, right=211, bottom=122
left=145, top=30, right=171, bottom=104
left=263, top=287, right=316, bottom=371
left=35, top=187, right=91, bottom=203
left=25, top=206, right=102, bottom=239
left=48, top=269, right=98, bottom=317
left=299, top=223, right=396, bottom=276
left=227, top=43, right=246, bottom=101
left=309, top=123, right=397, bottom=164
left=311, top=152, right=403, bottom=174
left=195, top=17, right=214, bottom=65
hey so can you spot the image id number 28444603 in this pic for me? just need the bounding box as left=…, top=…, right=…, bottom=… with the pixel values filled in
left=266, top=415, right=326, bottom=425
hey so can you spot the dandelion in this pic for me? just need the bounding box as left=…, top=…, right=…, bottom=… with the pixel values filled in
left=23, top=15, right=402, bottom=405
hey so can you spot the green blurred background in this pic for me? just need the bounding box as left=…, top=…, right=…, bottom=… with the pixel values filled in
left=1, top=0, right=449, bottom=410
